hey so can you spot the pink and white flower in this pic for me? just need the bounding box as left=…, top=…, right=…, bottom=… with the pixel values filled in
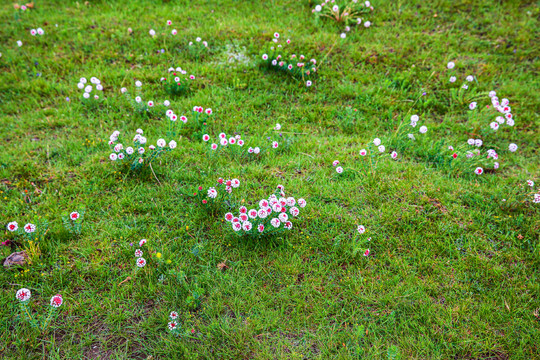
left=474, top=167, right=484, bottom=175
left=70, top=212, right=80, bottom=221
left=7, top=221, right=18, bottom=232
left=50, top=294, right=63, bottom=308
left=24, top=223, right=36, bottom=233
left=270, top=218, right=281, bottom=228
left=136, top=257, right=146, bottom=267
left=16, top=288, right=31, bottom=302
left=357, top=225, right=366, bottom=234
left=170, top=311, right=179, bottom=320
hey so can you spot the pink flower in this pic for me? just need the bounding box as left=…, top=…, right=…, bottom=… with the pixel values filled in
left=211, top=143, right=218, bottom=150
left=272, top=141, right=278, bottom=148
left=475, top=167, right=484, bottom=175
left=203, top=134, right=210, bottom=142
left=7, top=221, right=18, bottom=232
left=139, top=239, right=147, bottom=246
left=16, top=288, right=31, bottom=302
left=357, top=225, right=366, bottom=234
left=258, top=224, right=265, bottom=233
left=363, top=249, right=370, bottom=257
left=50, top=294, right=63, bottom=308
left=189, top=75, right=195, bottom=80
left=205, top=108, right=212, bottom=115
left=70, top=212, right=80, bottom=221
left=225, top=213, right=234, bottom=222
left=136, top=257, right=147, bottom=267
left=169, top=311, right=179, bottom=320
left=332, top=160, right=340, bottom=166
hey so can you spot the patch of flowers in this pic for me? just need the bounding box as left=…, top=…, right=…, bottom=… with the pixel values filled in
left=226, top=185, right=306, bottom=237
left=6, top=219, right=49, bottom=242
left=16, top=288, right=63, bottom=333
left=333, top=137, right=398, bottom=178
left=187, top=37, right=210, bottom=60
left=260, top=32, right=317, bottom=87
left=161, top=66, right=196, bottom=96
left=189, top=178, right=241, bottom=212
left=312, top=0, right=374, bottom=37
left=108, top=129, right=176, bottom=172
left=121, top=80, right=168, bottom=118
left=77, top=77, right=104, bottom=107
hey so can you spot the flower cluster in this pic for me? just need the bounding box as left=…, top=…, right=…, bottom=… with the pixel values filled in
left=261, top=32, right=317, bottom=87
left=29, top=27, right=45, bottom=37
left=161, top=67, right=196, bottom=96
left=187, top=37, right=210, bottom=60
left=16, top=288, right=63, bottom=332
left=108, top=129, right=176, bottom=172
left=190, top=178, right=241, bottom=211
left=6, top=219, right=49, bottom=242
left=226, top=185, right=306, bottom=237
left=444, top=61, right=479, bottom=106
left=134, top=238, right=147, bottom=268
left=313, top=0, right=374, bottom=37
left=61, top=210, right=85, bottom=236
left=77, top=77, right=104, bottom=105
left=121, top=80, right=168, bottom=117
left=334, top=137, right=397, bottom=178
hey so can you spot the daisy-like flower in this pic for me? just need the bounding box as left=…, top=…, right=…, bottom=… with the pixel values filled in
left=340, top=33, right=346, bottom=39
left=288, top=64, right=293, bottom=70
left=364, top=21, right=371, bottom=27
left=391, top=151, right=398, bottom=159
left=16, top=288, right=31, bottom=302
left=202, top=134, right=210, bottom=142
left=238, top=140, right=244, bottom=146
left=229, top=137, right=236, bottom=145
left=449, top=76, right=456, bottom=83
left=286, top=197, right=295, bottom=207
left=357, top=225, right=366, bottom=234
left=469, top=102, right=477, bottom=110
left=136, top=257, right=146, bottom=267
left=7, top=221, right=18, bottom=232
left=70, top=212, right=80, bottom=221
left=169, top=311, right=179, bottom=320
left=332, top=5, right=339, bottom=11
left=466, top=75, right=474, bottom=82
left=475, top=139, right=483, bottom=147
left=85, top=85, right=92, bottom=93
left=527, top=180, right=534, bottom=187
left=50, top=294, right=63, bottom=308
left=17, top=40, right=23, bottom=47
left=139, top=239, right=147, bottom=247
left=494, top=162, right=499, bottom=169
left=248, top=209, right=258, bottom=219
left=272, top=141, right=279, bottom=148
left=467, top=139, right=475, bottom=146
left=148, top=101, right=154, bottom=107
left=298, top=198, right=307, bottom=208
left=135, top=80, right=142, bottom=87
left=373, top=138, right=381, bottom=146
left=135, top=249, right=143, bottom=257
left=169, top=140, right=177, bottom=149
left=489, top=91, right=497, bottom=98
left=231, top=179, right=240, bottom=188
left=419, top=126, right=427, bottom=134
left=258, top=209, right=268, bottom=219
left=462, top=84, right=468, bottom=89
left=135, top=96, right=142, bottom=103
left=490, top=122, right=499, bottom=130
left=157, top=139, right=166, bottom=148
left=121, top=87, right=127, bottom=93
left=508, top=143, right=518, bottom=152
left=30, top=29, right=37, bottom=36
left=36, top=27, right=44, bottom=36
left=138, top=147, right=145, bottom=155
left=149, top=29, right=156, bottom=36
left=207, top=187, right=217, bottom=198
left=262, top=54, right=268, bottom=60
left=242, top=221, right=252, bottom=231
left=359, top=149, right=367, bottom=156
left=164, top=100, right=170, bottom=107
left=232, top=222, right=242, bottom=231
left=315, top=5, right=322, bottom=11
left=289, top=206, right=299, bottom=217
left=284, top=221, right=293, bottom=230
left=506, top=119, right=515, bottom=126
left=211, top=143, right=218, bottom=150
left=254, top=147, right=261, bottom=154
left=534, top=194, right=540, bottom=204
left=278, top=213, right=288, bottom=222
left=378, top=145, right=385, bottom=153
left=205, top=108, right=212, bottom=115
left=332, top=160, right=340, bottom=167
left=126, top=147, right=134, bottom=155
left=475, top=167, right=484, bottom=175
left=447, top=61, right=455, bottom=69
left=189, top=75, right=195, bottom=80
left=225, top=213, right=234, bottom=222
left=168, top=321, right=177, bottom=331
left=501, top=98, right=510, bottom=106
left=220, top=138, right=228, bottom=146
left=24, top=223, right=36, bottom=233
left=258, top=224, right=265, bottom=233
left=270, top=218, right=281, bottom=228
left=180, top=115, right=187, bottom=122
left=306, top=80, right=312, bottom=87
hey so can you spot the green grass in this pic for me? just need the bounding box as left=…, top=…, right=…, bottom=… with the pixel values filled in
left=1, top=0, right=539, bottom=358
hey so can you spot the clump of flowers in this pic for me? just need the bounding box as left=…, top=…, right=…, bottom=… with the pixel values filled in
left=189, top=178, right=241, bottom=212
left=260, top=32, right=317, bottom=87
left=121, top=80, right=168, bottom=118
left=16, top=288, right=64, bottom=333
left=108, top=129, right=176, bottom=172
left=6, top=219, right=49, bottom=242
left=61, top=210, right=85, bottom=236
left=313, top=0, right=374, bottom=36
left=333, top=138, right=398, bottom=178
left=226, top=185, right=306, bottom=237
left=498, top=180, right=540, bottom=211
left=77, top=77, right=104, bottom=107
left=352, top=225, right=371, bottom=257
left=443, top=61, right=479, bottom=106
left=161, top=67, right=196, bottom=96
left=187, top=37, right=210, bottom=60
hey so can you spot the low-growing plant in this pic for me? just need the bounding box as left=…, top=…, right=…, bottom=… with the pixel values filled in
left=108, top=129, right=176, bottom=173
left=61, top=210, right=85, bottom=236
left=121, top=80, right=168, bottom=118
left=15, top=288, right=63, bottom=334
left=187, top=178, right=241, bottom=212
left=186, top=37, right=210, bottom=60
left=77, top=76, right=105, bottom=108
left=312, top=0, right=374, bottom=36
left=161, top=66, right=196, bottom=97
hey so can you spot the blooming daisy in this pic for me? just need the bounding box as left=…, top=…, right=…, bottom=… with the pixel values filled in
left=242, top=221, right=252, bottom=231
left=232, top=222, right=242, bottom=231
left=278, top=213, right=288, bottom=222
left=170, top=311, right=179, bottom=320
left=297, top=198, right=306, bottom=208
left=270, top=218, right=281, bottom=228
left=373, top=138, right=381, bottom=146
left=359, top=149, right=367, bottom=156
left=136, top=257, right=146, bottom=267
left=466, top=75, right=474, bottom=82
left=474, top=139, right=483, bottom=147
left=306, top=80, right=312, bottom=87
left=289, top=207, right=299, bottom=217
left=207, top=187, right=217, bottom=198
left=364, top=21, right=371, bottom=27
left=231, top=179, right=240, bottom=188
left=248, top=209, right=258, bottom=219
left=70, top=212, right=80, bottom=221
left=157, top=139, right=166, bottom=148
left=447, top=61, right=455, bottom=69
left=378, top=145, right=385, bottom=153
left=258, top=224, right=265, bottom=232
left=284, top=221, right=293, bottom=230
left=225, top=213, right=234, bottom=222
left=336, top=166, right=343, bottom=174
left=24, top=223, right=36, bottom=233
left=262, top=54, right=268, bottom=60
left=419, top=126, right=427, bottom=134
left=169, top=140, right=177, bottom=149
left=30, top=29, right=37, bottom=36
left=469, top=102, right=477, bottom=110
left=50, top=294, right=63, bottom=308
left=474, top=167, right=483, bottom=175
left=357, top=225, right=366, bottom=234
left=391, top=151, right=398, bottom=159
left=16, top=288, right=31, bottom=302
left=148, top=101, right=154, bottom=107
left=126, top=147, right=134, bottom=155
left=490, top=122, right=499, bottom=130
left=168, top=321, right=177, bottom=331
left=211, top=143, right=218, bottom=150
left=7, top=221, right=18, bottom=232
left=135, top=249, right=143, bottom=257
left=508, top=143, right=518, bottom=152
left=449, top=76, right=456, bottom=83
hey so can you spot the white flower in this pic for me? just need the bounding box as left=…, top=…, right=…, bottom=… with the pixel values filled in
left=340, top=33, right=346, bottom=39
left=494, top=162, right=499, bottom=169
left=84, top=85, right=92, bottom=93
left=242, top=221, right=252, bottom=231
left=169, top=311, right=178, bottom=320
left=467, top=139, right=475, bottom=146
left=501, top=98, right=510, bottom=106
left=138, top=147, right=145, bottom=154
left=125, top=147, right=134, bottom=155
left=139, top=136, right=147, bottom=144
left=7, top=221, right=18, bottom=232
left=359, top=149, right=367, bottom=156
left=156, top=139, right=166, bottom=148
left=469, top=102, right=477, bottom=110
left=364, top=21, right=371, bottom=27
left=306, top=80, right=312, bottom=87
left=17, top=40, right=23, bottom=47
left=169, top=140, right=177, bottom=149
left=278, top=213, right=288, bottom=222
left=534, top=194, right=540, bottom=204
left=449, top=76, right=456, bottom=83
left=254, top=147, right=260, bottom=154
left=168, top=321, right=177, bottom=331
left=77, top=83, right=84, bottom=90
left=489, top=91, right=496, bottom=98
left=419, top=126, right=427, bottom=134
left=336, top=166, right=343, bottom=174
left=16, top=288, right=31, bottom=302
left=50, top=295, right=63, bottom=308
left=495, top=116, right=504, bottom=124
left=135, top=96, right=142, bottom=103
left=357, top=225, right=366, bottom=234
left=207, top=187, right=218, bottom=199
left=135, top=249, right=143, bottom=257
left=275, top=123, right=281, bottom=131
left=474, top=167, right=483, bottom=175
left=24, top=223, right=36, bottom=233
left=315, top=5, right=322, bottom=11
left=232, top=222, right=242, bottom=231
left=270, top=218, right=281, bottom=228
left=490, top=122, right=499, bottom=130
left=96, top=84, right=103, bottom=91
left=149, top=29, right=156, bottom=36
left=506, top=119, right=515, bottom=126
left=83, top=93, right=90, bottom=99
left=410, top=115, right=419, bottom=123
left=91, top=77, right=99, bottom=84
left=297, top=198, right=307, bottom=208
left=378, top=145, right=385, bottom=153
left=373, top=138, right=381, bottom=146
left=474, top=139, right=483, bottom=147
left=391, top=151, right=398, bottom=159
left=121, top=87, right=127, bottom=93
left=135, top=80, right=142, bottom=87
left=527, top=180, right=534, bottom=187
left=462, top=84, right=468, bottom=90
left=447, top=61, right=455, bottom=69
left=136, top=257, right=146, bottom=267
left=262, top=54, right=268, bottom=60
left=332, top=5, right=339, bottom=11
left=231, top=179, right=240, bottom=188
left=109, top=153, right=117, bottom=161
left=466, top=75, right=474, bottom=82
left=147, top=101, right=154, bottom=107
left=508, top=143, right=518, bottom=152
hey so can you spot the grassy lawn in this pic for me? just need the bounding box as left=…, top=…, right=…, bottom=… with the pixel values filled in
left=1, top=0, right=539, bottom=358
